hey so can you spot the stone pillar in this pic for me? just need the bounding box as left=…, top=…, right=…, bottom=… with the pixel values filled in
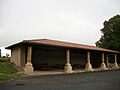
left=100, top=53, right=107, bottom=70
left=24, top=46, right=33, bottom=74
left=64, top=49, right=73, bottom=73
left=106, top=54, right=109, bottom=67
left=85, top=51, right=93, bottom=71
left=112, top=54, right=119, bottom=69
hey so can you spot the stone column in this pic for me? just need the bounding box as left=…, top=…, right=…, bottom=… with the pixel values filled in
left=64, top=49, right=73, bottom=73
left=100, top=53, right=107, bottom=70
left=24, top=46, right=33, bottom=74
left=85, top=51, right=93, bottom=71
left=113, top=54, right=119, bottom=69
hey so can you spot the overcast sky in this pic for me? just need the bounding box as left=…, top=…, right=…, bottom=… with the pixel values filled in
left=0, top=0, right=120, bottom=55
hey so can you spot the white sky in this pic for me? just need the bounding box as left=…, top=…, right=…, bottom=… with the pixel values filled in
left=0, top=0, right=120, bottom=56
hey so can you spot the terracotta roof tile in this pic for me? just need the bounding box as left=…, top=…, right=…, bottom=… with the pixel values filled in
left=21, top=39, right=120, bottom=53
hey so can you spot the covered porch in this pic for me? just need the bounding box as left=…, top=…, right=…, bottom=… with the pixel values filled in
left=6, top=39, right=120, bottom=75
left=24, top=45, right=119, bottom=75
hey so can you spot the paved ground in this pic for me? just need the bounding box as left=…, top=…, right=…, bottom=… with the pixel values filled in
left=0, top=70, right=120, bottom=90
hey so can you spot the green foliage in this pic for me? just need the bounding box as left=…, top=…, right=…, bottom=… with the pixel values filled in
left=96, top=14, right=120, bottom=51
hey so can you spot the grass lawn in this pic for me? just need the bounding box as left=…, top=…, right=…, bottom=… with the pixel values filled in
left=0, top=75, right=13, bottom=81
left=0, top=62, right=17, bottom=74
left=0, top=57, right=18, bottom=82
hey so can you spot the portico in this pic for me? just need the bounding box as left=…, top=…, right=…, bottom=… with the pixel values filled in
left=6, top=39, right=120, bottom=75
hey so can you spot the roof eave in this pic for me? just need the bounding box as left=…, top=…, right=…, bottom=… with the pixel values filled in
left=5, top=42, right=24, bottom=49
left=5, top=39, right=120, bottom=54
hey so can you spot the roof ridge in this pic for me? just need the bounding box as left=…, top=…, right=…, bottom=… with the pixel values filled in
left=26, top=38, right=97, bottom=47
left=23, top=38, right=47, bottom=41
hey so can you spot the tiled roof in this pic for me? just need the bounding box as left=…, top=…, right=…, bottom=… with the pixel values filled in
left=6, top=39, right=120, bottom=53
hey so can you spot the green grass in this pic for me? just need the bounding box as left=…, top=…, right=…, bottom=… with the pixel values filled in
left=0, top=57, right=10, bottom=62
left=0, top=62, right=17, bottom=74
left=0, top=75, right=13, bottom=81
left=0, top=57, right=18, bottom=82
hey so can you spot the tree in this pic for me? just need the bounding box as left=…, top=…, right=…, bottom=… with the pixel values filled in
left=96, top=14, right=120, bottom=51
left=6, top=53, right=10, bottom=57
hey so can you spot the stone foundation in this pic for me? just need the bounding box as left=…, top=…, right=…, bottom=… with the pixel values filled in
left=64, top=63, right=73, bottom=73
left=24, top=62, right=33, bottom=74
left=100, top=63, right=107, bottom=70
left=112, top=63, right=119, bottom=69
left=85, top=63, right=93, bottom=71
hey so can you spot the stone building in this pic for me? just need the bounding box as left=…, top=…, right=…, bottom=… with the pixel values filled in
left=6, top=39, right=120, bottom=74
